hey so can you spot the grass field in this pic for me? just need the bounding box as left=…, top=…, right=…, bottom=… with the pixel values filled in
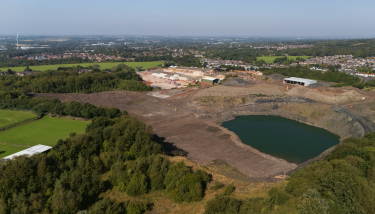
left=0, top=110, right=38, bottom=130
left=0, top=116, right=90, bottom=147
left=0, top=144, right=28, bottom=159
left=0, top=61, right=163, bottom=72
left=257, top=56, right=311, bottom=63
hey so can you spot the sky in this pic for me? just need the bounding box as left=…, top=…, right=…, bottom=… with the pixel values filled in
left=1, top=0, right=375, bottom=38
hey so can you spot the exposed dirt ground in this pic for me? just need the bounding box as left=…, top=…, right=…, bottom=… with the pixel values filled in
left=35, top=78, right=375, bottom=179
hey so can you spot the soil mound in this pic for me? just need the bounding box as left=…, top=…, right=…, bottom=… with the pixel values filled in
left=309, top=82, right=333, bottom=88
left=268, top=73, right=285, bottom=81
left=286, top=86, right=363, bottom=103
left=222, top=78, right=253, bottom=86
left=196, top=85, right=284, bottom=97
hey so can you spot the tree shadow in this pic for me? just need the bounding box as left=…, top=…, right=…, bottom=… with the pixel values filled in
left=0, top=151, right=5, bottom=155
left=152, top=134, right=188, bottom=157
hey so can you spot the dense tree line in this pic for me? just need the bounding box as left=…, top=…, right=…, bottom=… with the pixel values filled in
left=263, top=66, right=363, bottom=88
left=0, top=98, right=210, bottom=213
left=0, top=98, right=126, bottom=119
left=278, top=39, right=375, bottom=58
left=163, top=55, right=205, bottom=68
left=204, top=132, right=375, bottom=213
left=0, top=57, right=95, bottom=69
left=0, top=64, right=152, bottom=99
left=207, top=48, right=258, bottom=63
left=219, top=65, right=245, bottom=71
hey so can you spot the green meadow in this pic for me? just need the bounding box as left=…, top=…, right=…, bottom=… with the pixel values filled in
left=0, top=144, right=29, bottom=159
left=0, top=116, right=90, bottom=147
left=0, top=110, right=38, bottom=130
left=257, top=56, right=311, bottom=63
left=0, top=61, right=163, bottom=72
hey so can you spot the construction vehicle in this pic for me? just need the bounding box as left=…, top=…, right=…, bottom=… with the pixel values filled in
left=174, top=107, right=178, bottom=111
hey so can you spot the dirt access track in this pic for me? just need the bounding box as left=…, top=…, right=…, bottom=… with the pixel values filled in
left=35, top=78, right=375, bottom=179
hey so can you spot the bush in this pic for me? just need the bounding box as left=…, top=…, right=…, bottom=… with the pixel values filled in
left=126, top=173, right=149, bottom=197
left=223, top=184, right=235, bottom=195
left=297, top=189, right=329, bottom=214
left=210, top=181, right=224, bottom=190
left=268, top=187, right=290, bottom=206
left=89, top=197, right=127, bottom=214
left=204, top=195, right=241, bottom=214
left=164, top=162, right=210, bottom=203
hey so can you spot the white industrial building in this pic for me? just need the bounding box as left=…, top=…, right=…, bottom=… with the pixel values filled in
left=283, top=77, right=317, bottom=86
left=1, top=144, right=52, bottom=161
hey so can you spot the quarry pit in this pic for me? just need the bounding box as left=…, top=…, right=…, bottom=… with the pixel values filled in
left=35, top=77, right=375, bottom=179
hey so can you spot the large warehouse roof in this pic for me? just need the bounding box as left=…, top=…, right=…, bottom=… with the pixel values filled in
left=1, top=144, right=52, bottom=160
left=283, top=77, right=317, bottom=86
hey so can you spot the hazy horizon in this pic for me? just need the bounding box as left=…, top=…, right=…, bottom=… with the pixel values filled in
left=1, top=0, right=375, bottom=37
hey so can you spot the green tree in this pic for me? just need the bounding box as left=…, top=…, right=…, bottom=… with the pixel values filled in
left=297, top=189, right=329, bottom=214
left=126, top=173, right=149, bottom=197
left=6, top=69, right=14, bottom=75
left=24, top=66, right=32, bottom=71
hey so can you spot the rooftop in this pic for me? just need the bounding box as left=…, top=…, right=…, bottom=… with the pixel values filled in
left=202, top=77, right=217, bottom=80
left=1, top=144, right=52, bottom=160
left=283, top=77, right=317, bottom=82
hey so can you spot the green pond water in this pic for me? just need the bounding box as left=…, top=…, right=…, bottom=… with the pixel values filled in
left=222, top=115, right=340, bottom=164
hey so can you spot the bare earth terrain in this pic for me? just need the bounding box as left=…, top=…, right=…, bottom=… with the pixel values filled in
left=35, top=78, right=375, bottom=179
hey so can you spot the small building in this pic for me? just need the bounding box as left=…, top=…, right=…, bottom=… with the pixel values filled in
left=283, top=77, right=317, bottom=86
left=1, top=144, right=52, bottom=161
left=200, top=77, right=220, bottom=85
left=78, top=69, right=92, bottom=74
left=17, top=71, right=32, bottom=77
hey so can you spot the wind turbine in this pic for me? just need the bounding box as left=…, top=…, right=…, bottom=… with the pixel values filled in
left=16, top=33, right=19, bottom=50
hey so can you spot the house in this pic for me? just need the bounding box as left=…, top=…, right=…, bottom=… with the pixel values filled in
left=209, top=69, right=219, bottom=75
left=17, top=71, right=31, bottom=77
left=106, top=70, right=115, bottom=75
left=0, top=72, right=6, bottom=76
left=356, top=72, right=369, bottom=77
left=219, top=68, right=229, bottom=71
left=78, top=69, right=92, bottom=74
left=27, top=57, right=34, bottom=61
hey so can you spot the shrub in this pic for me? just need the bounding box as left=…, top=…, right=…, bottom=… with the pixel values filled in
left=164, top=162, right=209, bottom=203
left=89, top=197, right=127, bottom=214
left=204, top=195, right=241, bottom=214
left=210, top=181, right=224, bottom=190
left=223, top=184, right=235, bottom=195
left=126, top=173, right=149, bottom=197
left=297, top=189, right=329, bottom=214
